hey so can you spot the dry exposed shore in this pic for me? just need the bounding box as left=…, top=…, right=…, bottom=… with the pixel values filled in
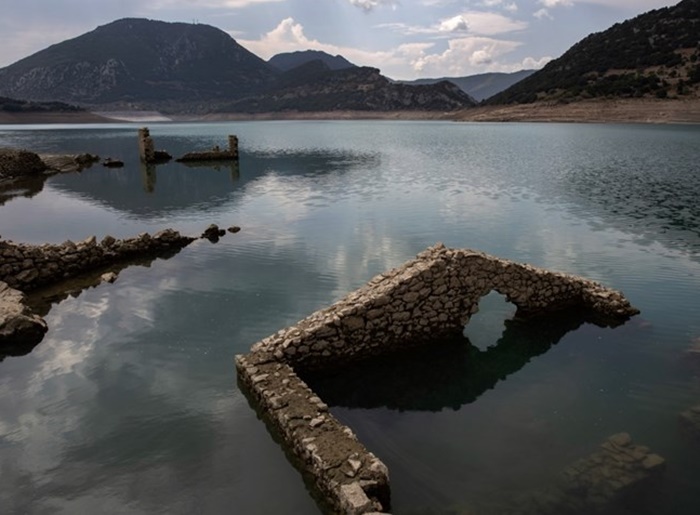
left=454, top=98, right=700, bottom=124
left=1, top=98, right=699, bottom=124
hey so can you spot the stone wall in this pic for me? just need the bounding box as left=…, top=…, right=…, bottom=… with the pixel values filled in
left=0, top=229, right=196, bottom=348
left=176, top=134, right=239, bottom=162
left=236, top=243, right=639, bottom=514
left=0, top=229, right=194, bottom=292
left=236, top=356, right=390, bottom=514
left=248, top=244, right=639, bottom=372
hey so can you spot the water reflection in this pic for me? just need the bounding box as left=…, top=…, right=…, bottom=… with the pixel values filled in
left=46, top=149, right=379, bottom=219
left=0, top=175, right=45, bottom=206
left=305, top=310, right=588, bottom=412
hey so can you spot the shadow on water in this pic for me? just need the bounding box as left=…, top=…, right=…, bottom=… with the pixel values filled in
left=303, top=309, right=588, bottom=413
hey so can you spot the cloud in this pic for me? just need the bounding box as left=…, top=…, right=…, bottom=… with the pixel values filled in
left=149, top=0, right=284, bottom=7
left=241, top=16, right=547, bottom=79
left=534, top=8, right=553, bottom=19
left=239, top=17, right=408, bottom=72
left=538, top=0, right=572, bottom=7
left=439, top=15, right=469, bottom=33
left=380, top=11, right=527, bottom=38
left=412, top=36, right=522, bottom=74
left=347, top=0, right=397, bottom=12
left=479, top=0, right=518, bottom=10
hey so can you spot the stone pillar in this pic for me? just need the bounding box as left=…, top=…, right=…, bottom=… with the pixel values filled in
left=138, top=127, right=155, bottom=163
left=228, top=135, right=239, bottom=159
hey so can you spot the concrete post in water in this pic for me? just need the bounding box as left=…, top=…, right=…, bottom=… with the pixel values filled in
left=138, top=127, right=155, bottom=163
left=228, top=135, right=239, bottom=160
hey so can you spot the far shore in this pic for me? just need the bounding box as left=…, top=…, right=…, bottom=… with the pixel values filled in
left=1, top=98, right=699, bottom=125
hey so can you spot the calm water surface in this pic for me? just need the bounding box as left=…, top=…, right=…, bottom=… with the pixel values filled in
left=0, top=121, right=699, bottom=514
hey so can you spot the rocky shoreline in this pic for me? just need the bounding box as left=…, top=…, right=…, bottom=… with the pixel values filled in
left=2, top=98, right=700, bottom=125
left=0, top=147, right=99, bottom=188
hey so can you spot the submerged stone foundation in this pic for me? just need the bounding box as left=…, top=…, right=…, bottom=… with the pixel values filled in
left=0, top=229, right=196, bottom=349
left=236, top=244, right=639, bottom=514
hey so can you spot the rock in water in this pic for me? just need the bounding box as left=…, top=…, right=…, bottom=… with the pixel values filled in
left=0, top=281, right=47, bottom=345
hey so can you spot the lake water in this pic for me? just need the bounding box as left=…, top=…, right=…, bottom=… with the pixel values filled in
left=1, top=121, right=699, bottom=514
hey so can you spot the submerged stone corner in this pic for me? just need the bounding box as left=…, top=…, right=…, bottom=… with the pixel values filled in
left=236, top=243, right=639, bottom=514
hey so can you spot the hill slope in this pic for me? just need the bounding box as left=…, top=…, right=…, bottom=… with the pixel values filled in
left=488, top=0, right=700, bottom=104
left=0, top=18, right=276, bottom=104
left=268, top=50, right=356, bottom=72
left=400, top=70, right=535, bottom=102
left=0, top=18, right=476, bottom=114
left=224, top=63, right=477, bottom=113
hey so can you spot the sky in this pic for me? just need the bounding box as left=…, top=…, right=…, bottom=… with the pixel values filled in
left=0, top=0, right=680, bottom=80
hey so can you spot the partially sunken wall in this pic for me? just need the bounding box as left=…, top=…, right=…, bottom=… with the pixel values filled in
left=0, top=229, right=194, bottom=292
left=236, top=244, right=639, bottom=514
left=0, top=229, right=196, bottom=347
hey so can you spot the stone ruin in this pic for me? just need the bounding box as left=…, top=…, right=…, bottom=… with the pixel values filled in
left=236, top=243, right=640, bottom=514
left=176, top=135, right=239, bottom=162
left=507, top=433, right=666, bottom=515
left=138, top=127, right=239, bottom=165
left=0, top=230, right=196, bottom=349
left=137, top=127, right=172, bottom=164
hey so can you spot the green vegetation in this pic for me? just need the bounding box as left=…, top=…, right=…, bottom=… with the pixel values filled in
left=488, top=0, right=700, bottom=104
left=0, top=97, right=83, bottom=112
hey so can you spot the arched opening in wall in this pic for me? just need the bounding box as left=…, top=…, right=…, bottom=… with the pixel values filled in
left=463, top=290, right=516, bottom=351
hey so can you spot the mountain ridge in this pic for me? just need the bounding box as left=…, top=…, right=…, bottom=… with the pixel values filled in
left=268, top=50, right=356, bottom=72
left=488, top=0, right=700, bottom=104
left=399, top=70, right=535, bottom=102
left=0, top=18, right=275, bottom=104
left=0, top=18, right=474, bottom=113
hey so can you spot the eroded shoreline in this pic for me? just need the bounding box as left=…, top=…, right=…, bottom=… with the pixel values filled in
left=2, top=98, right=699, bottom=125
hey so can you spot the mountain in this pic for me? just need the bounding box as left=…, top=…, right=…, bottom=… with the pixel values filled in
left=488, top=0, right=700, bottom=104
left=0, top=18, right=475, bottom=113
left=268, top=50, right=356, bottom=72
left=222, top=63, right=477, bottom=113
left=0, top=18, right=276, bottom=105
left=399, top=70, right=535, bottom=102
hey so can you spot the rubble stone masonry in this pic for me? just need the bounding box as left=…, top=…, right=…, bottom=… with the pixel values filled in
left=236, top=243, right=639, bottom=514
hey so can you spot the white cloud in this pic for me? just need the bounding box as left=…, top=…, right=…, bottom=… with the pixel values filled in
left=381, top=11, right=527, bottom=38
left=150, top=0, right=284, bottom=7
left=479, top=0, right=518, bottom=10
left=534, top=8, right=553, bottom=19
left=240, top=17, right=543, bottom=80
left=412, top=36, right=522, bottom=75
left=239, top=17, right=408, bottom=73
left=521, top=55, right=553, bottom=69
left=347, top=0, right=397, bottom=11
left=439, top=15, right=469, bottom=33
left=565, top=0, right=675, bottom=7
left=538, top=0, right=572, bottom=7
left=458, top=11, right=527, bottom=35
left=420, top=0, right=456, bottom=5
